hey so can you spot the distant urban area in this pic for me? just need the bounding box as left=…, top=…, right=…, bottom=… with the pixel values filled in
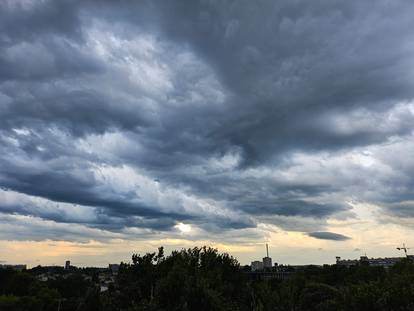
left=247, top=244, right=414, bottom=281
left=1, top=245, right=414, bottom=310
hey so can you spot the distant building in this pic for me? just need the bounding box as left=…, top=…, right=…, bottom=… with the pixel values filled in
left=0, top=264, right=27, bottom=271
left=251, top=244, right=275, bottom=271
left=335, top=256, right=359, bottom=267
left=36, top=274, right=49, bottom=282
left=336, top=256, right=410, bottom=268
left=65, top=260, right=70, bottom=270
left=251, top=261, right=264, bottom=271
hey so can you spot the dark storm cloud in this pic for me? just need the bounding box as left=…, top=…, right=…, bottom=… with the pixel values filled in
left=118, top=0, right=414, bottom=165
left=0, top=155, right=191, bottom=228
left=0, top=212, right=125, bottom=242
left=236, top=200, right=347, bottom=217
left=307, top=232, right=351, bottom=241
left=1, top=0, right=414, bottom=241
left=0, top=39, right=103, bottom=82
left=0, top=0, right=82, bottom=44
left=382, top=202, right=414, bottom=219
left=0, top=89, right=152, bottom=135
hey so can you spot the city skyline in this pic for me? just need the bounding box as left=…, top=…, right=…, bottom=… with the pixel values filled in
left=1, top=0, right=414, bottom=267
left=1, top=241, right=413, bottom=269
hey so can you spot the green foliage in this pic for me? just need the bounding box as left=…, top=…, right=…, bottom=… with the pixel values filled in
left=116, top=246, right=249, bottom=311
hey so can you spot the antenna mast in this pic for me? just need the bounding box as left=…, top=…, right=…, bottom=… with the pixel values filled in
left=266, top=243, right=269, bottom=257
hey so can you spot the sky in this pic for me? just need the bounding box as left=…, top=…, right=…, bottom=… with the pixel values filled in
left=1, top=0, right=414, bottom=267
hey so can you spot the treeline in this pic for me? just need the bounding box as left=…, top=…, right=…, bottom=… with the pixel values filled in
left=0, top=265, right=99, bottom=311
left=1, top=246, right=414, bottom=310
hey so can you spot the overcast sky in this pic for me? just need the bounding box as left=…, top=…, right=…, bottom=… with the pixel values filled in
left=1, top=0, right=414, bottom=267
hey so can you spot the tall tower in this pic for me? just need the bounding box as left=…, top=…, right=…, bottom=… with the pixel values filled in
left=263, top=243, right=272, bottom=269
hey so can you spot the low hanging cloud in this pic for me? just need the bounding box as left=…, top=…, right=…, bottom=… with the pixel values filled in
left=1, top=0, right=414, bottom=244
left=307, top=232, right=351, bottom=241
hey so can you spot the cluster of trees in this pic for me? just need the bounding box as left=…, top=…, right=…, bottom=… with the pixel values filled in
left=0, top=267, right=99, bottom=311
left=1, top=246, right=414, bottom=310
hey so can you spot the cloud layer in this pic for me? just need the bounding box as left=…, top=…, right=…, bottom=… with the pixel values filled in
left=1, top=0, right=414, bottom=247
left=308, top=232, right=351, bottom=241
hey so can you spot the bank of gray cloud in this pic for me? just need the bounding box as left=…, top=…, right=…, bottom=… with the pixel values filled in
left=0, top=0, right=414, bottom=242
